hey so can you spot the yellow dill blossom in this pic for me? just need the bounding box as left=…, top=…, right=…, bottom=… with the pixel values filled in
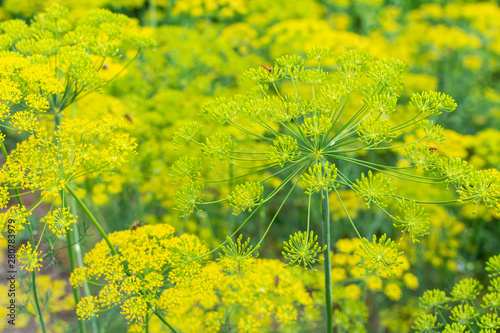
left=71, top=224, right=211, bottom=327
left=367, top=276, right=383, bottom=291
left=403, top=272, right=419, bottom=290
left=171, top=0, right=248, bottom=19
left=121, top=297, right=148, bottom=323
left=258, top=19, right=368, bottom=60
left=41, top=207, right=76, bottom=238
left=439, top=129, right=474, bottom=159
left=0, top=186, right=7, bottom=210
left=276, top=304, right=298, bottom=326
left=10, top=110, right=39, bottom=133
left=385, top=283, right=402, bottom=301
left=218, top=234, right=259, bottom=276
left=402, top=73, right=438, bottom=96
left=91, top=183, right=109, bottom=206
left=330, top=13, right=350, bottom=31
left=17, top=242, right=43, bottom=271
left=347, top=254, right=361, bottom=266
left=0, top=4, right=153, bottom=137
left=472, top=129, right=500, bottom=166
left=152, top=259, right=317, bottom=333
left=386, top=255, right=410, bottom=278
left=169, top=44, right=490, bottom=332
left=336, top=238, right=357, bottom=254
left=219, top=23, right=258, bottom=55
left=1, top=117, right=136, bottom=199
left=76, top=296, right=98, bottom=321
left=282, top=230, right=326, bottom=270
left=331, top=267, right=347, bottom=283
left=358, top=234, right=403, bottom=277
left=344, top=284, right=362, bottom=300
left=332, top=253, right=349, bottom=266
left=0, top=204, right=30, bottom=235
left=350, top=265, right=365, bottom=278
left=169, top=233, right=209, bottom=284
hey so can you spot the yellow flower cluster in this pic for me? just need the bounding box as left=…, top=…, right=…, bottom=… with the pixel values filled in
left=71, top=224, right=318, bottom=331
left=327, top=237, right=420, bottom=331
left=172, top=0, right=247, bottom=18
left=332, top=237, right=418, bottom=300
left=70, top=224, right=212, bottom=325
left=0, top=116, right=136, bottom=200
left=41, top=207, right=77, bottom=238
left=0, top=53, right=62, bottom=132
left=137, top=259, right=318, bottom=333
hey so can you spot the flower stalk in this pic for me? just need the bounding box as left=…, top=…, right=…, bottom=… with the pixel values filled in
left=321, top=180, right=333, bottom=333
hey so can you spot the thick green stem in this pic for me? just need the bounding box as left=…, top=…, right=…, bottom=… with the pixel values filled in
left=72, top=213, right=99, bottom=333
left=61, top=189, right=87, bottom=333
left=321, top=186, right=333, bottom=333
left=149, top=0, right=158, bottom=28
left=65, top=225, right=86, bottom=333
left=67, top=178, right=99, bottom=333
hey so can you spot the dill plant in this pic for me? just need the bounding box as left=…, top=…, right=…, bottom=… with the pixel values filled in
left=413, top=253, right=500, bottom=333
left=0, top=5, right=155, bottom=333
left=172, top=47, right=500, bottom=331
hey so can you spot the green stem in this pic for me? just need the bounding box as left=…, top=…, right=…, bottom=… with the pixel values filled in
left=149, top=0, right=158, bottom=28
left=66, top=223, right=87, bottom=333
left=70, top=194, right=99, bottom=333
left=321, top=166, right=333, bottom=333
left=61, top=188, right=86, bottom=333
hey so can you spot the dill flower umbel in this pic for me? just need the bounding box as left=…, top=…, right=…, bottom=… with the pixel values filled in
left=0, top=4, right=154, bottom=131
left=17, top=242, right=43, bottom=271
left=0, top=6, right=155, bottom=333
left=170, top=46, right=496, bottom=331
left=134, top=259, right=318, bottom=333
left=70, top=224, right=211, bottom=328
left=41, top=207, right=77, bottom=238
left=0, top=117, right=136, bottom=201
